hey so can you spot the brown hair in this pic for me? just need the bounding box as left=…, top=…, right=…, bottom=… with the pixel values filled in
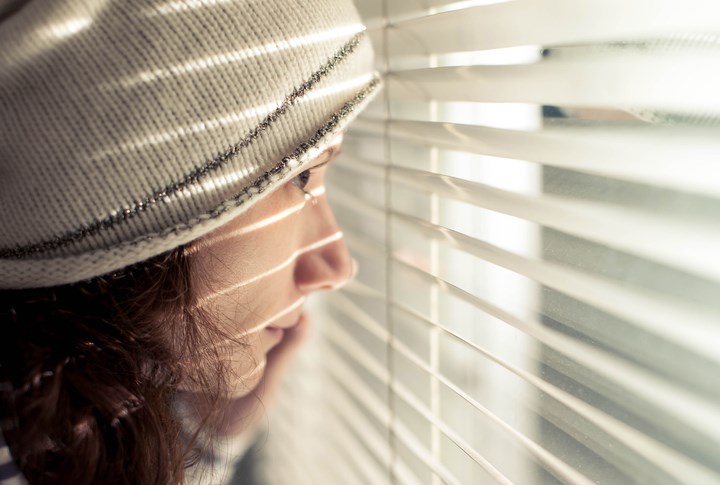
left=0, top=246, right=233, bottom=484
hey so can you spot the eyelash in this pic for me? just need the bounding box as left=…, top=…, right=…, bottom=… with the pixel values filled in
left=291, top=169, right=313, bottom=192
left=289, top=147, right=337, bottom=195
left=291, top=161, right=329, bottom=194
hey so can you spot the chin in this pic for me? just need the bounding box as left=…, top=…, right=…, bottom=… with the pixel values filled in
left=227, top=359, right=267, bottom=398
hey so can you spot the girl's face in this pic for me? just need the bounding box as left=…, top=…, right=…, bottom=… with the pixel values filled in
left=190, top=137, right=352, bottom=398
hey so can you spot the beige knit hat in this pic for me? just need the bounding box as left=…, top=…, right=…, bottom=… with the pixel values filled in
left=0, top=0, right=380, bottom=289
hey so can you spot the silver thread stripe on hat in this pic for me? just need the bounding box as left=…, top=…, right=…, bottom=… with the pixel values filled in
left=0, top=31, right=367, bottom=259
left=123, top=76, right=381, bottom=249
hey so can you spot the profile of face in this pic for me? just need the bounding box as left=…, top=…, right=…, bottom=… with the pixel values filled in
left=187, top=135, right=352, bottom=421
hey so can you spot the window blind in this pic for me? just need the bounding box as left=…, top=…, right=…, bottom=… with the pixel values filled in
left=257, top=1, right=720, bottom=484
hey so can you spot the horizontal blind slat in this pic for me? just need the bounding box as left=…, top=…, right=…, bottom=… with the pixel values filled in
left=325, top=382, right=424, bottom=485
left=387, top=326, right=717, bottom=485
left=387, top=0, right=720, bottom=55
left=331, top=282, right=652, bottom=483
left=274, top=392, right=386, bottom=485
left=390, top=212, right=720, bottom=365
left=328, top=292, right=390, bottom=343
left=324, top=346, right=392, bottom=427
left=388, top=297, right=720, bottom=473
left=325, top=321, right=390, bottom=385
left=391, top=419, right=464, bottom=485
left=326, top=299, right=515, bottom=482
left=333, top=5, right=720, bottom=485
left=351, top=118, right=720, bottom=198
left=334, top=154, right=386, bottom=176
left=342, top=279, right=386, bottom=300
left=388, top=339, right=595, bottom=485
left=330, top=417, right=389, bottom=484
left=329, top=185, right=386, bottom=221
left=263, top=430, right=327, bottom=485
left=342, top=231, right=386, bottom=261
left=326, top=346, right=462, bottom=485
left=390, top=374, right=519, bottom=485
left=323, top=380, right=392, bottom=462
left=388, top=53, right=720, bottom=112
left=325, top=219, right=720, bottom=483
left=385, top=164, right=720, bottom=282
left=390, top=258, right=720, bottom=440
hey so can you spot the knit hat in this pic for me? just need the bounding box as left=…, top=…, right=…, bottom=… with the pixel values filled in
left=0, top=0, right=380, bottom=289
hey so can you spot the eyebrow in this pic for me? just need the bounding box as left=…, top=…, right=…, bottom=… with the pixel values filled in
left=311, top=143, right=342, bottom=169
left=311, top=159, right=332, bottom=171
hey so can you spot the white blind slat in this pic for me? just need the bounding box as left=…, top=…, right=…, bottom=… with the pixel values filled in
left=387, top=0, right=720, bottom=54
left=389, top=258, right=720, bottom=450
left=327, top=392, right=423, bottom=485
left=326, top=347, right=462, bottom=485
left=389, top=327, right=718, bottom=485
left=387, top=296, right=720, bottom=449
left=352, top=118, right=720, bottom=198
left=328, top=253, right=720, bottom=483
left=390, top=213, right=720, bottom=366
left=389, top=54, right=720, bottom=112
left=325, top=346, right=392, bottom=428
left=384, top=165, right=720, bottom=281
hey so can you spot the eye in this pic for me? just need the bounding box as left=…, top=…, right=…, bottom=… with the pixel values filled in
left=289, top=155, right=334, bottom=195
left=291, top=169, right=312, bottom=192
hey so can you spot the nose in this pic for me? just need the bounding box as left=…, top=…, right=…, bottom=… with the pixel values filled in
left=294, top=200, right=354, bottom=293
left=294, top=234, right=354, bottom=292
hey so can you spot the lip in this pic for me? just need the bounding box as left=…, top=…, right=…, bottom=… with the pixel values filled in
left=264, top=325, right=285, bottom=341
left=264, top=311, right=303, bottom=340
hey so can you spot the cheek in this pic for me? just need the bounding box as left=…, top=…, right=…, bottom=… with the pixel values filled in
left=207, top=261, right=298, bottom=335
left=192, top=186, right=304, bottom=289
left=198, top=233, right=296, bottom=288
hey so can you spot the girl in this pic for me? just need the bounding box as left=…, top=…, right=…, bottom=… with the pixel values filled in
left=0, top=0, right=380, bottom=483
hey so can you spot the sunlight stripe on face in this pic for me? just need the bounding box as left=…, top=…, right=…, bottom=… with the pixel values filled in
left=186, top=186, right=326, bottom=255
left=233, top=188, right=327, bottom=238
left=244, top=296, right=307, bottom=335
left=194, top=284, right=306, bottom=349
left=212, top=297, right=305, bottom=350
left=201, top=231, right=342, bottom=298
left=197, top=231, right=344, bottom=306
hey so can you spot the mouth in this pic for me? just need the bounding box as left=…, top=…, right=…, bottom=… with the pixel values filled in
left=264, top=325, right=285, bottom=341
left=264, top=312, right=304, bottom=341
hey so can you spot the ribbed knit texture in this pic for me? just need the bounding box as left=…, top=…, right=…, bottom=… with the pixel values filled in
left=0, top=0, right=380, bottom=288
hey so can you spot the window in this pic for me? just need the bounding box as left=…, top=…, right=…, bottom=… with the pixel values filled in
left=256, top=2, right=720, bottom=484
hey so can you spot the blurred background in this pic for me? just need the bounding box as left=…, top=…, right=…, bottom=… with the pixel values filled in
left=238, top=1, right=720, bottom=484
